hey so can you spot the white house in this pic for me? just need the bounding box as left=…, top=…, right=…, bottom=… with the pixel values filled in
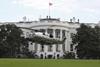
left=1, top=16, right=98, bottom=59
left=15, top=16, right=80, bottom=59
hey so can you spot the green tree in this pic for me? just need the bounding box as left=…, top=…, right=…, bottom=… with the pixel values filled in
left=0, top=24, right=24, bottom=57
left=63, top=51, right=75, bottom=59
left=72, top=24, right=100, bottom=59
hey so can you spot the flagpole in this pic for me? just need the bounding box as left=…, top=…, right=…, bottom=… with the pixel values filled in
left=48, top=0, right=52, bottom=18
left=49, top=0, right=50, bottom=18
left=49, top=2, right=50, bottom=17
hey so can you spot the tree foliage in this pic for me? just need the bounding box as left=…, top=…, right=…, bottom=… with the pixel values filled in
left=72, top=24, right=100, bottom=59
left=63, top=51, right=75, bottom=59
left=0, top=24, right=25, bottom=57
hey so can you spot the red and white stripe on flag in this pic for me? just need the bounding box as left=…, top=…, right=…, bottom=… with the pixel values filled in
left=49, top=2, right=53, bottom=6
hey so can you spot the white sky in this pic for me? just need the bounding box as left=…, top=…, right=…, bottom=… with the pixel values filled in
left=0, top=0, right=100, bottom=23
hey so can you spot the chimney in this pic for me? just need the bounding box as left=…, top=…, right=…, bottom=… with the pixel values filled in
left=49, top=16, right=51, bottom=19
left=46, top=16, right=48, bottom=19
left=70, top=19, right=72, bottom=22
left=73, top=17, right=76, bottom=23
left=77, top=19, right=80, bottom=23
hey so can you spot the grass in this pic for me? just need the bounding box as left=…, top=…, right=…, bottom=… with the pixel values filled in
left=0, top=59, right=100, bottom=67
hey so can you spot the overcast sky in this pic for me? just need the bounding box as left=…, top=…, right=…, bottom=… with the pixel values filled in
left=0, top=0, right=100, bottom=23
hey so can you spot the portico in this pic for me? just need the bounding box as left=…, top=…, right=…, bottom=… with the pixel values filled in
left=21, top=17, right=80, bottom=59
left=31, top=28, right=67, bottom=59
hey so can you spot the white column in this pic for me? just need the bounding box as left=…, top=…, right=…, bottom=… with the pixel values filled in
left=68, top=31, right=71, bottom=52
left=53, top=29, right=56, bottom=38
left=44, top=45, right=48, bottom=52
left=63, top=30, right=67, bottom=52
left=43, top=54, right=45, bottom=59
left=60, top=30, right=63, bottom=52
left=60, top=30, right=63, bottom=40
left=33, top=43, right=35, bottom=51
left=45, top=29, right=48, bottom=52
left=28, top=42, right=33, bottom=51
left=65, top=31, right=71, bottom=52
left=37, top=44, right=40, bottom=52
left=52, top=29, right=56, bottom=52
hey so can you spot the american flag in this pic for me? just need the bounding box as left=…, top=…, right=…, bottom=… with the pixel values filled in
left=49, top=2, right=53, bottom=6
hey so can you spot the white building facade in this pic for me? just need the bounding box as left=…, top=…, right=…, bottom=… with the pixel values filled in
left=15, top=16, right=80, bottom=59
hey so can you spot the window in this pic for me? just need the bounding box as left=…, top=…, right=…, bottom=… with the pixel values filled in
left=56, top=45, right=60, bottom=52
left=47, top=29, right=53, bottom=34
left=48, top=45, right=52, bottom=51
left=47, top=29, right=53, bottom=38
left=41, top=45, right=44, bottom=52
left=40, top=29, right=45, bottom=33
left=55, top=29, right=60, bottom=38
left=70, top=44, right=73, bottom=51
left=62, top=30, right=66, bottom=38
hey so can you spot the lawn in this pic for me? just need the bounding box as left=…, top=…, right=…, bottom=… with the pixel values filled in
left=0, top=59, right=100, bottom=67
